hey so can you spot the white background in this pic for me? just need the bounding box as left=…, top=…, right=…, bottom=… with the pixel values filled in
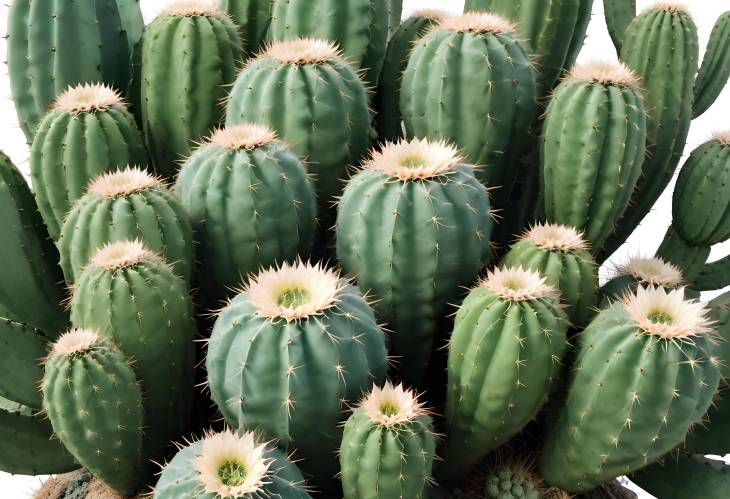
left=0, top=0, right=728, bottom=497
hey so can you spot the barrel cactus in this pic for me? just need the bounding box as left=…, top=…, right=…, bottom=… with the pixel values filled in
left=600, top=256, right=684, bottom=304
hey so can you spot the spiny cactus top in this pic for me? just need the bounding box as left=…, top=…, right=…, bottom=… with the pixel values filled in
left=601, top=256, right=685, bottom=304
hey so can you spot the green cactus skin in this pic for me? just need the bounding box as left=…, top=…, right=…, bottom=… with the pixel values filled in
left=400, top=17, right=538, bottom=209
left=539, top=292, right=720, bottom=493
left=0, top=316, right=48, bottom=409
left=631, top=454, right=730, bottom=499
left=463, top=0, right=593, bottom=92
left=6, top=0, right=144, bottom=142
left=0, top=151, right=67, bottom=336
left=175, top=125, right=317, bottom=305
left=57, top=167, right=194, bottom=286
left=692, top=254, right=730, bottom=291
left=136, top=8, right=242, bottom=178
left=389, top=0, right=403, bottom=37
left=340, top=384, right=435, bottom=499
left=30, top=85, right=148, bottom=240
left=440, top=268, right=568, bottom=484
left=42, top=330, right=144, bottom=495
left=482, top=467, right=541, bottom=499
left=336, top=140, right=493, bottom=385
left=603, top=0, right=636, bottom=53
left=375, top=11, right=445, bottom=142
left=0, top=395, right=77, bottom=475
left=70, top=241, right=195, bottom=460
left=206, top=264, right=387, bottom=491
left=220, top=0, right=273, bottom=56
left=540, top=64, right=647, bottom=251
left=600, top=5, right=699, bottom=262
left=501, top=225, right=598, bottom=326
left=693, top=11, right=730, bottom=118
left=269, top=0, right=389, bottom=87
left=655, top=226, right=712, bottom=282
left=226, top=40, right=371, bottom=212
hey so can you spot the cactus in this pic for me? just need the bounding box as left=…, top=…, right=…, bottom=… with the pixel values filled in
left=57, top=167, right=194, bottom=285
left=631, top=454, right=730, bottom=499
left=135, top=2, right=242, bottom=177
left=389, top=0, right=403, bottom=36
left=401, top=13, right=538, bottom=209
left=336, top=139, right=493, bottom=384
left=6, top=0, right=143, bottom=142
left=226, top=38, right=370, bottom=214
left=206, top=261, right=387, bottom=491
left=482, top=467, right=541, bottom=499
left=175, top=124, right=317, bottom=305
left=30, top=84, right=147, bottom=240
left=70, top=241, right=195, bottom=459
left=440, top=267, right=568, bottom=484
left=0, top=316, right=48, bottom=409
left=502, top=224, right=598, bottom=326
left=42, top=329, right=145, bottom=495
left=692, top=254, right=730, bottom=291
left=268, top=0, right=389, bottom=87
left=220, top=0, right=273, bottom=56
left=540, top=286, right=721, bottom=493
left=655, top=226, right=712, bottom=282
left=693, top=11, right=730, bottom=118
left=600, top=256, right=684, bottom=305
left=541, top=62, right=646, bottom=251
left=603, top=0, right=636, bottom=53
left=340, top=383, right=436, bottom=499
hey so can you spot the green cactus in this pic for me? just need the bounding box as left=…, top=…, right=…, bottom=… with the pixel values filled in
left=440, top=267, right=568, bottom=484
left=541, top=62, right=647, bottom=251
left=340, top=383, right=436, bottom=499
left=269, top=0, right=389, bottom=87
left=220, top=0, right=273, bottom=56
left=70, top=241, right=195, bottom=459
left=0, top=316, right=48, bottom=409
left=502, top=224, right=598, bottom=326
left=693, top=11, right=730, bottom=118
left=6, top=0, right=143, bottom=142
left=540, top=286, right=721, bottom=493
left=389, top=0, right=404, bottom=36
left=631, top=454, right=730, bottom=499
left=136, top=3, right=242, bottom=177
left=400, top=13, right=538, bottom=209
left=375, top=10, right=446, bottom=142
left=30, top=84, right=147, bottom=240
left=154, top=429, right=312, bottom=499
left=482, top=466, right=541, bottom=499
left=175, top=124, right=317, bottom=306
left=655, top=226, right=712, bottom=282
left=603, top=0, right=636, bottom=53
left=599, top=257, right=685, bottom=306
left=57, top=167, right=194, bottom=286
left=42, top=329, right=145, bottom=495
left=336, top=139, right=493, bottom=384
left=206, top=261, right=387, bottom=492
left=692, top=254, right=730, bottom=291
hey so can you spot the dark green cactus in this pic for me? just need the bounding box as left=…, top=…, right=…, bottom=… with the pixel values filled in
left=389, top=0, right=404, bottom=36
left=692, top=254, right=730, bottom=291
left=482, top=466, right=542, bottom=499
left=693, top=11, right=730, bottom=118
left=631, top=454, right=730, bottom=499
left=603, top=0, right=636, bottom=53
left=0, top=315, right=48, bottom=409
left=656, top=226, right=712, bottom=282
left=220, top=0, right=273, bottom=56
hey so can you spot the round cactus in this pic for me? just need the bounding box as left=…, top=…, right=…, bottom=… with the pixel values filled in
left=336, top=138, right=493, bottom=384
left=600, top=256, right=685, bottom=305
left=30, top=84, right=147, bottom=240
left=154, top=429, right=311, bottom=499
left=540, top=286, right=721, bottom=493
left=440, top=267, right=569, bottom=483
left=57, top=167, right=194, bottom=285
left=175, top=124, right=317, bottom=305
left=206, top=261, right=387, bottom=491
left=220, top=0, right=273, bottom=56
left=483, top=466, right=541, bottom=499
left=340, top=383, right=436, bottom=499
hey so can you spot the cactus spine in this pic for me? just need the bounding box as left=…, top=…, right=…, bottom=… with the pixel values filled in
left=220, top=0, right=273, bottom=56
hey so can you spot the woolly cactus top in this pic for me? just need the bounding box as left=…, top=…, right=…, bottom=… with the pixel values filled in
left=522, top=223, right=589, bottom=253
left=410, top=9, right=448, bottom=22
left=210, top=124, right=278, bottom=151
left=360, top=382, right=426, bottom=427
left=89, top=240, right=162, bottom=271
left=616, top=257, right=684, bottom=287
left=88, top=167, right=163, bottom=198
left=438, top=12, right=515, bottom=35
left=159, top=0, right=222, bottom=17
left=53, top=83, right=125, bottom=114
left=364, top=138, right=466, bottom=180
left=262, top=38, right=342, bottom=64
left=246, top=261, right=343, bottom=321
left=648, top=1, right=690, bottom=14
left=191, top=430, right=272, bottom=497
left=479, top=267, right=557, bottom=302
left=711, top=131, right=730, bottom=146
left=622, top=286, right=712, bottom=339
left=569, top=61, right=641, bottom=88
left=52, top=328, right=103, bottom=357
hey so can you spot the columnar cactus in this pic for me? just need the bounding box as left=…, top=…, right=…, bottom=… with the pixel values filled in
left=655, top=226, right=712, bottom=282
left=6, top=0, right=144, bottom=141
left=206, top=261, right=387, bottom=491
left=600, top=256, right=684, bottom=304
left=175, top=124, right=317, bottom=305
left=389, top=0, right=404, bottom=36
left=336, top=139, right=493, bottom=384
left=693, top=11, right=730, bottom=118
left=136, top=1, right=243, bottom=177
left=632, top=454, right=730, bottom=499
left=220, top=0, right=273, bottom=56
left=340, top=383, right=436, bottom=499
left=30, top=84, right=147, bottom=240
left=440, top=267, right=569, bottom=483
left=540, top=286, right=721, bottom=493
left=401, top=13, right=538, bottom=208
left=58, top=167, right=194, bottom=285
left=603, top=0, right=637, bottom=52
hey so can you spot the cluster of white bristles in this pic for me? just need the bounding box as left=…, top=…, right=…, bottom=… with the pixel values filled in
left=364, top=138, right=465, bottom=180
left=53, top=83, right=125, bottom=114
left=480, top=267, right=557, bottom=302
left=622, top=286, right=713, bottom=339
left=523, top=223, right=589, bottom=252
left=616, top=257, right=684, bottom=288
left=361, top=382, right=426, bottom=427
left=88, top=167, right=162, bottom=198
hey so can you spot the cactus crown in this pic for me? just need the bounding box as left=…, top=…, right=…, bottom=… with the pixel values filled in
left=89, top=240, right=163, bottom=271
left=88, top=167, right=163, bottom=198
left=648, top=1, right=690, bottom=14
left=711, top=131, right=730, bottom=146
left=361, top=382, right=425, bottom=427
left=410, top=9, right=448, bottom=22
left=262, top=38, right=342, bottom=64
left=52, top=328, right=103, bottom=357
left=522, top=223, right=589, bottom=253
left=363, top=138, right=466, bottom=180
left=245, top=261, right=343, bottom=321
left=210, top=124, right=278, bottom=151
left=53, top=83, right=125, bottom=114
left=159, top=0, right=221, bottom=17
left=479, top=267, right=557, bottom=302
left=438, top=12, right=515, bottom=35
left=622, top=286, right=713, bottom=339
left=484, top=466, right=541, bottom=499
left=569, top=61, right=641, bottom=88
left=616, top=257, right=684, bottom=287
left=192, top=430, right=272, bottom=496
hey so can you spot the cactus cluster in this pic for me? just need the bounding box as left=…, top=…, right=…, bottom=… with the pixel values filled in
left=0, top=1, right=728, bottom=498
